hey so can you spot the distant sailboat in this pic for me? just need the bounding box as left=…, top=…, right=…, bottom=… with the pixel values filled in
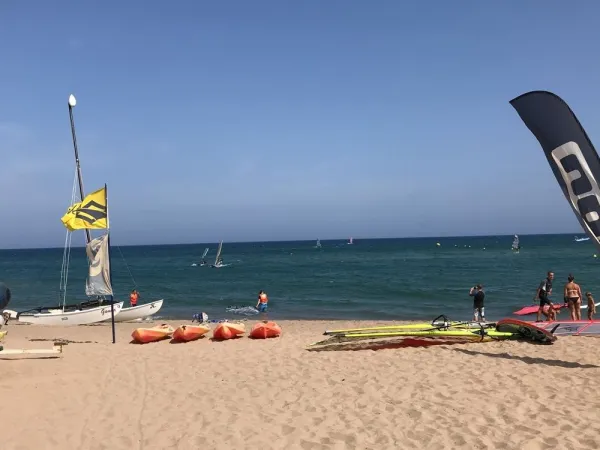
left=315, top=239, right=322, bottom=249
left=192, top=248, right=209, bottom=267
left=211, top=240, right=230, bottom=268
left=575, top=236, right=590, bottom=242
left=511, top=235, right=520, bottom=253
left=347, top=237, right=354, bottom=245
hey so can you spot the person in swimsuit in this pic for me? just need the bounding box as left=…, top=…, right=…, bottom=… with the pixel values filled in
left=563, top=274, right=582, bottom=321
left=469, top=284, right=485, bottom=322
left=534, top=271, right=556, bottom=322
left=586, top=292, right=596, bottom=320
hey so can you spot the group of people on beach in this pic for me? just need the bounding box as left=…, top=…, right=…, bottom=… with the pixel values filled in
left=534, top=271, right=595, bottom=322
left=467, top=271, right=597, bottom=323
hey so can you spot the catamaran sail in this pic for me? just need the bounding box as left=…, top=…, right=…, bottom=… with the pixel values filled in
left=512, top=235, right=520, bottom=252
left=348, top=237, right=353, bottom=245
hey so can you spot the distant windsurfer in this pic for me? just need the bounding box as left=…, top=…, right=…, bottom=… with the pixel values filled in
left=534, top=271, right=555, bottom=322
left=469, top=284, right=485, bottom=322
left=563, top=274, right=582, bottom=321
left=217, top=258, right=223, bottom=266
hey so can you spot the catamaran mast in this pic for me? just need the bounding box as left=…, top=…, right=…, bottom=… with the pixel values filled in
left=68, top=94, right=91, bottom=245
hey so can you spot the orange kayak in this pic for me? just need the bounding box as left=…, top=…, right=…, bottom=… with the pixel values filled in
left=172, top=324, right=211, bottom=342
left=213, top=322, right=245, bottom=340
left=250, top=321, right=282, bottom=339
left=131, top=324, right=174, bottom=344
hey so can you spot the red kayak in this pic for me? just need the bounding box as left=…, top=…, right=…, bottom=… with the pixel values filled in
left=513, top=303, right=565, bottom=316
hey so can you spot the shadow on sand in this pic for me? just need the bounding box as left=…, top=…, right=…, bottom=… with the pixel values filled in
left=453, top=348, right=599, bottom=369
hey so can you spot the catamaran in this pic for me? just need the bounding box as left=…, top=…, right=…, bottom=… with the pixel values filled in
left=192, top=248, right=209, bottom=267
left=575, top=236, right=590, bottom=242
left=211, top=240, right=230, bottom=268
left=347, top=237, right=353, bottom=245
left=511, top=235, right=520, bottom=252
left=16, top=186, right=124, bottom=326
left=16, top=94, right=163, bottom=325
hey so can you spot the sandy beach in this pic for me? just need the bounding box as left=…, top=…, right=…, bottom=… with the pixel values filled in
left=1, top=319, right=600, bottom=450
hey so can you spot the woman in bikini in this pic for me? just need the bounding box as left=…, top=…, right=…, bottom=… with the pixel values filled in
left=564, top=274, right=583, bottom=321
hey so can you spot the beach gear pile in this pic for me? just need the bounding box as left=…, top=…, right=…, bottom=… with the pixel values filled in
left=307, top=315, right=557, bottom=352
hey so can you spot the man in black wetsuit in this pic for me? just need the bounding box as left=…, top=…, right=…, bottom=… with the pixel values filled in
left=534, top=271, right=555, bottom=322
left=469, top=284, right=485, bottom=322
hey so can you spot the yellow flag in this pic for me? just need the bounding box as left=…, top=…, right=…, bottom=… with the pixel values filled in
left=61, top=186, right=108, bottom=231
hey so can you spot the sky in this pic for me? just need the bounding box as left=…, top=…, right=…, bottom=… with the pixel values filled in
left=2, top=1, right=600, bottom=248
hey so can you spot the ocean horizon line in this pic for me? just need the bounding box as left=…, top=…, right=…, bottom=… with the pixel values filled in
left=0, top=231, right=587, bottom=251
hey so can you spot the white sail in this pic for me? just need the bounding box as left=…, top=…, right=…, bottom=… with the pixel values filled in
left=202, top=247, right=209, bottom=259
left=214, top=240, right=223, bottom=265
left=85, top=234, right=113, bottom=296
left=512, top=235, right=520, bottom=251
left=316, top=239, right=321, bottom=248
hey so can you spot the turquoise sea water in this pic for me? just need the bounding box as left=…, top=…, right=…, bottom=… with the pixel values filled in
left=1, top=234, right=598, bottom=321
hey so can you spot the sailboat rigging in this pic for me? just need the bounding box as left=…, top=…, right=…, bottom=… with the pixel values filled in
left=15, top=94, right=163, bottom=330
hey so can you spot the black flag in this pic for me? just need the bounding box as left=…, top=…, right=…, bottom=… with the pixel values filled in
left=510, top=90, right=600, bottom=251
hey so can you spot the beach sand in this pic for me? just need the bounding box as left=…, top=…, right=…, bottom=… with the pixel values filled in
left=1, top=319, right=599, bottom=450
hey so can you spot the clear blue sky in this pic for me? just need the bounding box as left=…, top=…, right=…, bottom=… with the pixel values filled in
left=2, top=1, right=600, bottom=248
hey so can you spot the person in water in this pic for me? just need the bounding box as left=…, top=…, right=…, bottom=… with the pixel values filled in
left=586, top=292, right=596, bottom=320
left=256, top=290, right=268, bottom=314
left=469, top=284, right=485, bottom=322
left=129, top=289, right=139, bottom=307
left=563, top=274, right=582, bottom=321
left=534, top=271, right=555, bottom=322
left=216, top=258, right=224, bottom=266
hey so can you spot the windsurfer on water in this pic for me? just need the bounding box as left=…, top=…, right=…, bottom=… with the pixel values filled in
left=534, top=271, right=556, bottom=322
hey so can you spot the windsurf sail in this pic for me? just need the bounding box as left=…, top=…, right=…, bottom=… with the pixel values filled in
left=510, top=91, right=600, bottom=253
left=214, top=240, right=223, bottom=265
left=202, top=247, right=209, bottom=259
left=315, top=239, right=322, bottom=248
left=512, top=235, right=520, bottom=251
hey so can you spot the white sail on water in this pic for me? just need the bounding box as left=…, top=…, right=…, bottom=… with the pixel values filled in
left=202, top=248, right=209, bottom=259
left=214, top=240, right=223, bottom=265
left=512, top=235, right=520, bottom=251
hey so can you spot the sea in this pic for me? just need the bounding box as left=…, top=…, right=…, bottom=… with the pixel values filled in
left=1, top=234, right=598, bottom=322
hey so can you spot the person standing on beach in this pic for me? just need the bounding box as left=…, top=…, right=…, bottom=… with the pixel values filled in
left=586, top=292, right=596, bottom=320
left=563, top=274, right=582, bottom=321
left=534, top=271, right=555, bottom=322
left=469, top=284, right=485, bottom=322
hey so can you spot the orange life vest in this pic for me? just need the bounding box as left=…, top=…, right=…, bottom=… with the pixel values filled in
left=130, top=292, right=138, bottom=306
left=259, top=293, right=268, bottom=304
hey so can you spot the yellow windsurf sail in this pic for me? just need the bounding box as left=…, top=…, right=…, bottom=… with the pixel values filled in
left=61, top=186, right=108, bottom=231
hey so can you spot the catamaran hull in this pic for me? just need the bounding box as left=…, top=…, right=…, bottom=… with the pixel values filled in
left=17, top=302, right=124, bottom=326
left=104, top=299, right=164, bottom=322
